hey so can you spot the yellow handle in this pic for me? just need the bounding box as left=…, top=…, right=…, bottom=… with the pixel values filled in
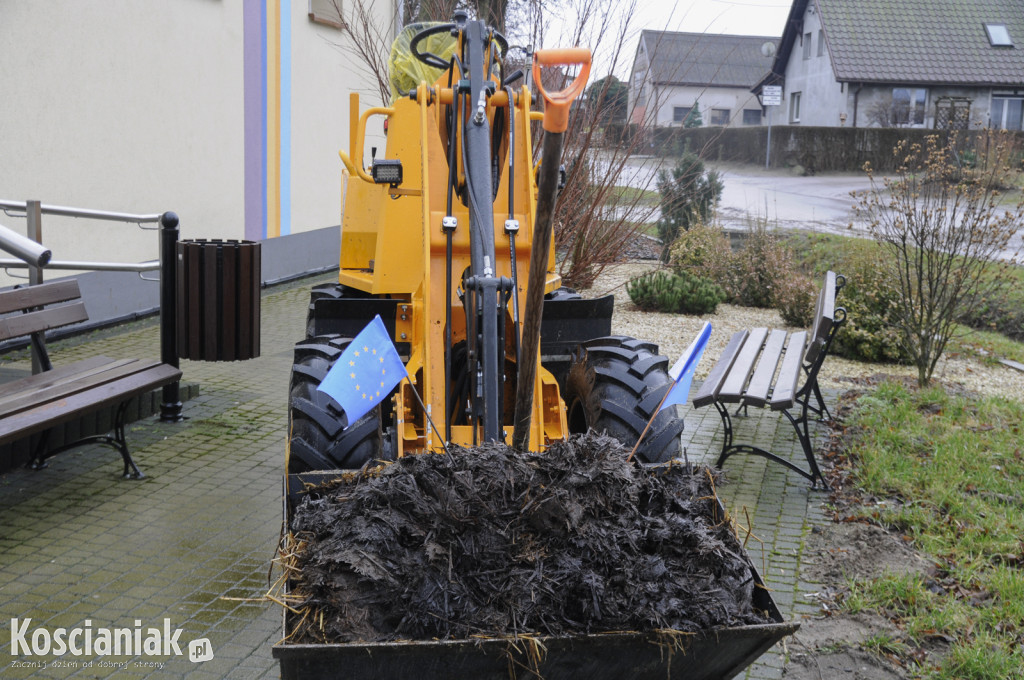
left=339, top=105, right=396, bottom=183
left=532, top=48, right=592, bottom=133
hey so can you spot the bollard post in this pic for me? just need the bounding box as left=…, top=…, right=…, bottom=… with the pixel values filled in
left=159, top=211, right=184, bottom=421
left=26, top=200, right=45, bottom=374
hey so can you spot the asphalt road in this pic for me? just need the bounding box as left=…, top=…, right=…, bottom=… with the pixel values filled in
left=601, top=154, right=1022, bottom=260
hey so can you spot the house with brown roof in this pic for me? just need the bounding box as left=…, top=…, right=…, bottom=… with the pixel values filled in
left=628, top=31, right=778, bottom=128
left=758, top=0, right=1024, bottom=129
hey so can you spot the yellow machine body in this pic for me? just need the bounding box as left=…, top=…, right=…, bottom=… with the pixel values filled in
left=337, top=79, right=566, bottom=455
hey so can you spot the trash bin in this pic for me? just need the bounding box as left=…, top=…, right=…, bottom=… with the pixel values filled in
left=177, top=239, right=261, bottom=361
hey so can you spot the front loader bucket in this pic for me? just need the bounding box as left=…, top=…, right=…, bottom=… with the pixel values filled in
left=277, top=474, right=796, bottom=680
left=273, top=570, right=796, bottom=680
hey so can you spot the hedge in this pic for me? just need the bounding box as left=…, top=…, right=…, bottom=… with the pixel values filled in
left=602, top=124, right=1024, bottom=173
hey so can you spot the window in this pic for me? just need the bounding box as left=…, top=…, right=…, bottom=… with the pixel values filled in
left=892, top=88, right=927, bottom=125
left=673, top=106, right=693, bottom=124
left=817, top=29, right=826, bottom=56
left=803, top=32, right=812, bottom=59
left=742, top=108, right=762, bottom=125
left=789, top=92, right=802, bottom=123
left=985, top=23, right=1013, bottom=47
left=309, top=0, right=344, bottom=29
left=992, top=96, right=1024, bottom=130
left=710, top=109, right=731, bottom=126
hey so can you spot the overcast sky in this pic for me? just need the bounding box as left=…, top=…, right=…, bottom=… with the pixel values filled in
left=544, top=0, right=793, bottom=78
left=636, top=0, right=791, bottom=36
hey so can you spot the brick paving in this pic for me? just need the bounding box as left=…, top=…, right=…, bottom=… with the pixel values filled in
left=0, top=274, right=834, bottom=679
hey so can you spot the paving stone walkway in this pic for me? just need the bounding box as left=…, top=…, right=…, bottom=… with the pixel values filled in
left=0, top=274, right=834, bottom=679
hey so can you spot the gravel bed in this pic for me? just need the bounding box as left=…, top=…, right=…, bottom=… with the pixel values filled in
left=581, top=261, right=1024, bottom=402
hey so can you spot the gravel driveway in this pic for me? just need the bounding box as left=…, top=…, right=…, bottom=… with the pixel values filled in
left=585, top=261, right=1024, bottom=401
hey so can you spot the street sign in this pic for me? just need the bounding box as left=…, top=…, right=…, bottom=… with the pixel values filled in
left=762, top=85, right=782, bottom=106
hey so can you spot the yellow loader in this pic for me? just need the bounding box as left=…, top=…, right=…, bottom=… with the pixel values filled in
left=277, top=13, right=795, bottom=678
left=287, top=14, right=687, bottom=471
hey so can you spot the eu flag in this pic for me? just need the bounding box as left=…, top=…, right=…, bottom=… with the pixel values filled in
left=317, top=315, right=408, bottom=426
left=660, top=321, right=712, bottom=412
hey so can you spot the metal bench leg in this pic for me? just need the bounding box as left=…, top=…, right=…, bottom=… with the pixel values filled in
left=109, top=402, right=144, bottom=479
left=711, top=401, right=829, bottom=490
left=780, top=407, right=828, bottom=489
left=25, top=402, right=144, bottom=479
left=801, top=381, right=833, bottom=422
left=712, top=401, right=735, bottom=468
left=28, top=431, right=52, bottom=470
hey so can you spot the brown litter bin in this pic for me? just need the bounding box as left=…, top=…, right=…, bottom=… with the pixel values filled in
left=176, top=239, right=261, bottom=361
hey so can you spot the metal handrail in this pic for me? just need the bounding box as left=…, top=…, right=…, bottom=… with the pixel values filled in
left=0, top=259, right=158, bottom=272
left=0, top=200, right=162, bottom=276
left=0, top=222, right=51, bottom=267
left=0, top=200, right=184, bottom=421
left=0, top=200, right=162, bottom=225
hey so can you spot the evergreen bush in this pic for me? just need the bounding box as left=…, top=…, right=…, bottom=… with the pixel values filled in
left=656, top=153, right=723, bottom=260
left=627, top=270, right=725, bottom=315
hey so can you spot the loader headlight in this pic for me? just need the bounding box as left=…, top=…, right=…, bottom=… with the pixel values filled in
left=371, top=159, right=403, bottom=186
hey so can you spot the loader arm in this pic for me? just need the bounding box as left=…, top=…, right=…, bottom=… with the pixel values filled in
left=457, top=19, right=510, bottom=443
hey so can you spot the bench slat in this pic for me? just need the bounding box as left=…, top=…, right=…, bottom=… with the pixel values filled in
left=0, top=302, right=89, bottom=341
left=0, top=280, right=81, bottom=315
left=718, top=327, right=768, bottom=403
left=0, top=358, right=161, bottom=418
left=693, top=330, right=748, bottom=408
left=771, top=331, right=808, bottom=411
left=743, top=329, right=787, bottom=407
left=804, top=271, right=836, bottom=364
left=0, top=356, right=119, bottom=407
left=0, top=363, right=181, bottom=444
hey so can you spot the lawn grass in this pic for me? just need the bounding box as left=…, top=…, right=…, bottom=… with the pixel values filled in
left=839, top=381, right=1024, bottom=679
left=605, top=185, right=660, bottom=206
left=781, top=229, right=1024, bottom=350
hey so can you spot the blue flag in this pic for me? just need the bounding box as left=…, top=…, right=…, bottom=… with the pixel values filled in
left=317, top=315, right=408, bottom=426
left=660, top=321, right=712, bottom=412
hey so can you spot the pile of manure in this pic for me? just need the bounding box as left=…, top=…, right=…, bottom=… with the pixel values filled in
left=283, top=432, right=770, bottom=643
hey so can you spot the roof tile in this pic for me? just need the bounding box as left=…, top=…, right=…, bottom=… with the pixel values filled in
left=641, top=31, right=777, bottom=88
left=819, top=0, right=1024, bottom=84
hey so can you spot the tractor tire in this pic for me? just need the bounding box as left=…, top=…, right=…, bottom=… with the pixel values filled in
left=563, top=335, right=684, bottom=465
left=287, top=334, right=386, bottom=473
left=304, top=283, right=349, bottom=339
left=544, top=286, right=581, bottom=302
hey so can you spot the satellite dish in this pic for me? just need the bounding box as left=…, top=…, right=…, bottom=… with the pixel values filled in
left=761, top=41, right=777, bottom=58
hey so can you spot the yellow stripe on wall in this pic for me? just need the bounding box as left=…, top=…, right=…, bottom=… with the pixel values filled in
left=266, top=0, right=281, bottom=238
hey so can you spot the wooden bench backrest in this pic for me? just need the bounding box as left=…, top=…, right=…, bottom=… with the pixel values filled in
left=0, top=280, right=88, bottom=342
left=803, top=271, right=837, bottom=365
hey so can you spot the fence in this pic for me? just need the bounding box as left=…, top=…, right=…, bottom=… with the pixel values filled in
left=0, top=201, right=183, bottom=420
left=603, top=125, right=1024, bottom=173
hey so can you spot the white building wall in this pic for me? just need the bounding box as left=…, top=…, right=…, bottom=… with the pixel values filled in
left=854, top=85, right=994, bottom=129
left=628, top=42, right=652, bottom=125
left=0, top=1, right=244, bottom=282
left=653, top=85, right=764, bottom=127
left=0, top=0, right=389, bottom=287
left=779, top=3, right=850, bottom=127
left=290, top=0, right=389, bottom=248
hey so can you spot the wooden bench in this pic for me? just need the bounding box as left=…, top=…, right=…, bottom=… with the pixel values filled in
left=692, top=271, right=847, bottom=488
left=0, top=280, right=181, bottom=478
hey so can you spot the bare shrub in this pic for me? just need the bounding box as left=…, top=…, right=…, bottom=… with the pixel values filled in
left=667, top=220, right=733, bottom=285
left=725, top=218, right=798, bottom=309
left=774, top=275, right=818, bottom=328
left=855, top=130, right=1024, bottom=386
left=549, top=0, right=664, bottom=288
